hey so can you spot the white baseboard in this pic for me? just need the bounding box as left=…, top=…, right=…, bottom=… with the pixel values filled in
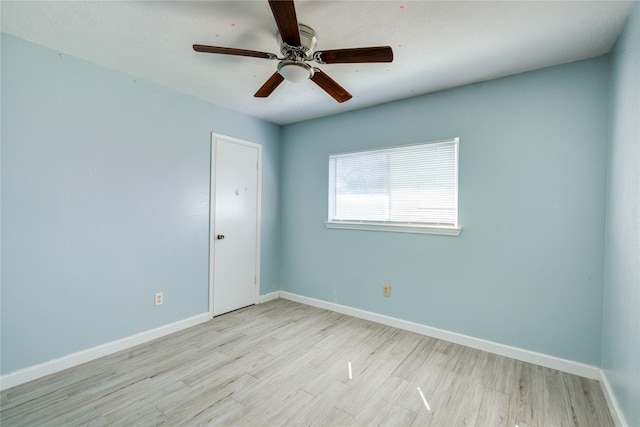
left=258, top=291, right=281, bottom=304
left=0, top=312, right=212, bottom=391
left=279, top=291, right=600, bottom=380
left=1, top=292, right=605, bottom=393
left=599, top=369, right=629, bottom=427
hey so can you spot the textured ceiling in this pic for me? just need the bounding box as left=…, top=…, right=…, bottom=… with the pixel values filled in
left=1, top=1, right=635, bottom=125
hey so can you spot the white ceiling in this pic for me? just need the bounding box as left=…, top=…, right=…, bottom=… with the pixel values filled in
left=1, top=1, right=635, bottom=125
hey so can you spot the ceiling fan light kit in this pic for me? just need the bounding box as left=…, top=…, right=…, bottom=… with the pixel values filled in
left=193, top=0, right=393, bottom=103
left=278, top=60, right=314, bottom=83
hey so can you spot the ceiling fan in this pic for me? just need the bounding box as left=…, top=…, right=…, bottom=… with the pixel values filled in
left=193, top=0, right=393, bottom=103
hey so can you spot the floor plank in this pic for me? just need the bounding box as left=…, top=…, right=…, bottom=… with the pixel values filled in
left=476, top=388, right=510, bottom=426
left=0, top=299, right=615, bottom=426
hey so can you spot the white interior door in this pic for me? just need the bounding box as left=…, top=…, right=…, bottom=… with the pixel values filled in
left=211, top=134, right=261, bottom=316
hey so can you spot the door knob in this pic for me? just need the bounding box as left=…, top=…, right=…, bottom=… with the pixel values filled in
left=217, top=234, right=225, bottom=240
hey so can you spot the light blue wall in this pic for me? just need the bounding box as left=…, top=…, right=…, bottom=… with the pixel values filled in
left=603, top=4, right=640, bottom=426
left=281, top=57, right=610, bottom=365
left=0, top=33, right=280, bottom=374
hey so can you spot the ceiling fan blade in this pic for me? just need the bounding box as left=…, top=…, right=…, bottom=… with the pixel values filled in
left=315, top=46, right=393, bottom=64
left=268, top=0, right=301, bottom=46
left=254, top=72, right=285, bottom=97
left=193, top=44, right=277, bottom=60
left=310, top=69, right=352, bottom=103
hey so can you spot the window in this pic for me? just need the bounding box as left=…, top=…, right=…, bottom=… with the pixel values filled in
left=327, top=138, right=460, bottom=235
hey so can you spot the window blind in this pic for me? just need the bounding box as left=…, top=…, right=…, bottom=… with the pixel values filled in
left=328, top=138, right=458, bottom=227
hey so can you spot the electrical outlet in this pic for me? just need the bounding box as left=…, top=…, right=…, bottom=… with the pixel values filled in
left=155, top=292, right=163, bottom=306
left=382, top=284, right=391, bottom=297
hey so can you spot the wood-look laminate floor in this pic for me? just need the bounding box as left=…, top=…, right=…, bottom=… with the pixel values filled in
left=1, top=299, right=614, bottom=426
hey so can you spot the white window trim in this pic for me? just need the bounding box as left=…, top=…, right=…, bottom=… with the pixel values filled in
left=325, top=221, right=461, bottom=236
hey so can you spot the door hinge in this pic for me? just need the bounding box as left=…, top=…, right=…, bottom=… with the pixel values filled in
left=254, top=276, right=257, bottom=284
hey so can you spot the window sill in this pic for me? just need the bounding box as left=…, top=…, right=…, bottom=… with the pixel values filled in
left=325, top=221, right=462, bottom=236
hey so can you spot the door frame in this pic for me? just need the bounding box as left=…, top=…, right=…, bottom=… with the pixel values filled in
left=209, top=132, right=262, bottom=317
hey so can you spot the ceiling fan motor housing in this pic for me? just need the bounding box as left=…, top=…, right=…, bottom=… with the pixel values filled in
left=277, top=23, right=317, bottom=61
